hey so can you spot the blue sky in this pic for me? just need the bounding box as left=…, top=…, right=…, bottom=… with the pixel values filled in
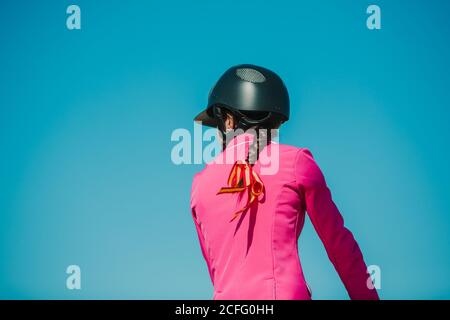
left=0, top=0, right=449, bottom=299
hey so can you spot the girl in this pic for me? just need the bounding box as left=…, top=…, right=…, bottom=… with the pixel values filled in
left=190, top=64, right=379, bottom=300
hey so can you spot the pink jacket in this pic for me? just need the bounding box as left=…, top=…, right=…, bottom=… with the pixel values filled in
left=190, top=133, right=379, bottom=300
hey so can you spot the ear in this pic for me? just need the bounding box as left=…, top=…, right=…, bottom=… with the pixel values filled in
left=224, top=112, right=235, bottom=130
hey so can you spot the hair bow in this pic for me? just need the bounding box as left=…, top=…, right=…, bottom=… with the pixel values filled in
left=217, top=160, right=265, bottom=222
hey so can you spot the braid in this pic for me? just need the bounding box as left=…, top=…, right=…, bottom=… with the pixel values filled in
left=214, top=106, right=277, bottom=162
left=245, top=128, right=271, bottom=166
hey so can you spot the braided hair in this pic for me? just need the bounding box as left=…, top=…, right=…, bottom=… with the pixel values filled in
left=215, top=106, right=280, bottom=166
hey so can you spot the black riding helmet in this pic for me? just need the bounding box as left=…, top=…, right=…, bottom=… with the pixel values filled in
left=194, top=64, right=290, bottom=132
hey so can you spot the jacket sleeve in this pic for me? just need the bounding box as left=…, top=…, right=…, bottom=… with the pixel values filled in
left=190, top=177, right=215, bottom=286
left=295, top=148, right=379, bottom=300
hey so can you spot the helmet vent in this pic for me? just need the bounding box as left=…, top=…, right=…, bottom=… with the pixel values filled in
left=235, top=68, right=266, bottom=83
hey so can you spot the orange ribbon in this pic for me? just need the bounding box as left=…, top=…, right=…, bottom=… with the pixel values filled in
left=217, top=160, right=265, bottom=222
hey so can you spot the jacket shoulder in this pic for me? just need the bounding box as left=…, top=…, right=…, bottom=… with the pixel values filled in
left=275, top=143, right=309, bottom=161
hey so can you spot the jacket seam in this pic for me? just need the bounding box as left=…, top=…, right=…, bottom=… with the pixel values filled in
left=295, top=148, right=317, bottom=298
left=271, top=179, right=297, bottom=300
